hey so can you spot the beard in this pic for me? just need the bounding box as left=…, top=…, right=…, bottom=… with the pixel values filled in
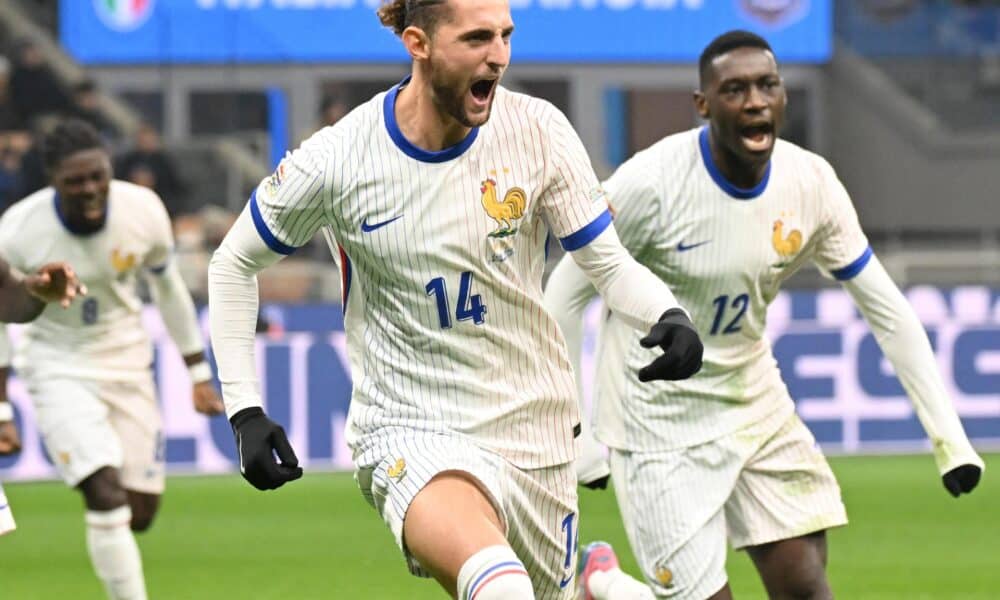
left=427, top=54, right=490, bottom=129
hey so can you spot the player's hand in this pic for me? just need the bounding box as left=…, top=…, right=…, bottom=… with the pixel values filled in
left=230, top=407, right=302, bottom=491
left=192, top=382, right=224, bottom=416
left=24, top=262, right=86, bottom=308
left=0, top=420, right=21, bottom=455
left=637, top=309, right=703, bottom=382
left=942, top=464, right=982, bottom=498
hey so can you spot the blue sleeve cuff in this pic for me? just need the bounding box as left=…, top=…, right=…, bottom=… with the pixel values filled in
left=249, top=190, right=298, bottom=255
left=148, top=260, right=169, bottom=275
left=831, top=246, right=873, bottom=281
left=559, top=209, right=613, bottom=252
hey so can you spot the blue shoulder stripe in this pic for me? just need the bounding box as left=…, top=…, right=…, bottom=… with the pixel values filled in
left=559, top=209, right=613, bottom=252
left=250, top=190, right=298, bottom=255
left=831, top=246, right=873, bottom=281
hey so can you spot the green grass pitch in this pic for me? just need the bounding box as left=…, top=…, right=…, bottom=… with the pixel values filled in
left=1, top=453, right=997, bottom=599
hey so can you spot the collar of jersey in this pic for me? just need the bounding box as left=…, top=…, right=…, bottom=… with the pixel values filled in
left=383, top=76, right=480, bottom=163
left=53, top=192, right=107, bottom=236
left=698, top=126, right=770, bottom=200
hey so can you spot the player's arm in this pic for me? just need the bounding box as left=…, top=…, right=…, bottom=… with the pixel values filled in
left=814, top=159, right=983, bottom=497
left=0, top=327, right=20, bottom=456
left=141, top=193, right=223, bottom=416
left=209, top=138, right=328, bottom=491
left=540, top=108, right=701, bottom=382
left=843, top=257, right=984, bottom=496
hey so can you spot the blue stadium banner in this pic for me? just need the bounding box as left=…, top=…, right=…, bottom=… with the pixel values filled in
left=1, top=286, right=998, bottom=481
left=61, top=0, right=832, bottom=65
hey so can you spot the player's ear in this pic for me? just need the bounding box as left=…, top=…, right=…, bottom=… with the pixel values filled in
left=693, top=90, right=709, bottom=119
left=402, top=25, right=431, bottom=61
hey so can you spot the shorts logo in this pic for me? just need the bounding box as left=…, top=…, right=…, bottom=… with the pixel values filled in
left=386, top=458, right=407, bottom=482
left=57, top=451, right=71, bottom=466
left=655, top=565, right=674, bottom=588
left=481, top=169, right=526, bottom=239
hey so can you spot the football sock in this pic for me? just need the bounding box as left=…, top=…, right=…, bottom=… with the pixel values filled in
left=589, top=567, right=656, bottom=600
left=85, top=506, right=148, bottom=600
left=457, top=544, right=534, bottom=600
left=0, top=483, right=15, bottom=535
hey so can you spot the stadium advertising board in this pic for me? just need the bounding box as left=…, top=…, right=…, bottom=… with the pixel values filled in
left=2, top=286, right=997, bottom=481
left=61, top=0, right=831, bottom=64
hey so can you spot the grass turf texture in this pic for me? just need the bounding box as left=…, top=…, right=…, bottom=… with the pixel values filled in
left=1, top=453, right=997, bottom=599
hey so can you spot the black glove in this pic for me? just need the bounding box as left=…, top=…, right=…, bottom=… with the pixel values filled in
left=581, top=475, right=610, bottom=491
left=942, top=464, right=981, bottom=498
left=230, top=407, right=303, bottom=491
left=638, top=309, right=704, bottom=382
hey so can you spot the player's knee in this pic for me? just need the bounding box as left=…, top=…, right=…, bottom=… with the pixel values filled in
left=772, top=561, right=830, bottom=600
left=129, top=513, right=154, bottom=533
left=78, top=467, right=128, bottom=511
left=457, top=545, right=534, bottom=600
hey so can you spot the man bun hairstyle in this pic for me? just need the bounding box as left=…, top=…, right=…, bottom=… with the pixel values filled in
left=377, top=0, right=450, bottom=37
left=42, top=118, right=105, bottom=173
left=698, top=30, right=774, bottom=87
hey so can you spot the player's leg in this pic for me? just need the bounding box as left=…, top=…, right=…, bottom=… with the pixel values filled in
left=356, top=434, right=534, bottom=599
left=31, top=377, right=147, bottom=600
left=0, top=481, right=16, bottom=535
left=593, top=446, right=739, bottom=600
left=106, top=378, right=166, bottom=534
left=403, top=471, right=532, bottom=597
left=745, top=531, right=829, bottom=600
left=725, top=413, right=847, bottom=600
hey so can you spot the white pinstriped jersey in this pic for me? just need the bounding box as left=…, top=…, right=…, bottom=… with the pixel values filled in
left=594, top=127, right=871, bottom=451
left=0, top=182, right=173, bottom=381
left=252, top=80, right=612, bottom=468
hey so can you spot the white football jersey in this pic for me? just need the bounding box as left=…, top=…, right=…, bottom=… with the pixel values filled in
left=252, top=80, right=611, bottom=469
left=0, top=181, right=173, bottom=381
left=594, top=127, right=871, bottom=451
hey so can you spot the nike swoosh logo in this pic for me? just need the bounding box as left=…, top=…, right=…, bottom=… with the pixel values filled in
left=361, top=215, right=403, bottom=233
left=559, top=574, right=574, bottom=589
left=676, top=240, right=711, bottom=252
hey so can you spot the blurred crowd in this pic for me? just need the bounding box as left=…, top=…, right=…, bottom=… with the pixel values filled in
left=0, top=39, right=187, bottom=218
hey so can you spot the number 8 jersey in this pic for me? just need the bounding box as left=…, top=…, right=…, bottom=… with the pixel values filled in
left=0, top=181, right=174, bottom=381
left=592, top=127, right=871, bottom=452
left=251, top=80, right=612, bottom=469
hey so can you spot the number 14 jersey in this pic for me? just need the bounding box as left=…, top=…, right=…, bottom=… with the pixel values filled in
left=252, top=81, right=612, bottom=469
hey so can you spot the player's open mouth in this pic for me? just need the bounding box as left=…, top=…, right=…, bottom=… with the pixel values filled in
left=470, top=79, right=497, bottom=106
left=740, top=122, right=774, bottom=153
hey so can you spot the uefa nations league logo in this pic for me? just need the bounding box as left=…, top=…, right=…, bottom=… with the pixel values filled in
left=738, top=0, right=808, bottom=27
left=94, top=0, right=155, bottom=32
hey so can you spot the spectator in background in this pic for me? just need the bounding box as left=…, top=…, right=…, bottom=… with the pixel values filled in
left=71, top=79, right=118, bottom=140
left=0, top=57, right=22, bottom=131
left=319, top=94, right=349, bottom=128
left=115, top=124, right=186, bottom=217
left=9, top=39, right=72, bottom=125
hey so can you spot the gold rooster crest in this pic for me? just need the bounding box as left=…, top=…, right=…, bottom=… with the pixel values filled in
left=771, top=219, right=802, bottom=266
left=386, top=458, right=407, bottom=482
left=111, top=249, right=136, bottom=274
left=481, top=178, right=526, bottom=238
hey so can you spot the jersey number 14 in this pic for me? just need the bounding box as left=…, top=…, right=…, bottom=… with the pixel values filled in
left=425, top=271, right=487, bottom=329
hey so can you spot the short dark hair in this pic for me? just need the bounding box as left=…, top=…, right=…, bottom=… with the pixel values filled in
left=698, top=30, right=774, bottom=87
left=42, top=118, right=105, bottom=173
left=377, top=0, right=451, bottom=37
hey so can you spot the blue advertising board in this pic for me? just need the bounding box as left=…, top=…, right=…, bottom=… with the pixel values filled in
left=1, top=286, right=998, bottom=481
left=61, top=0, right=831, bottom=65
